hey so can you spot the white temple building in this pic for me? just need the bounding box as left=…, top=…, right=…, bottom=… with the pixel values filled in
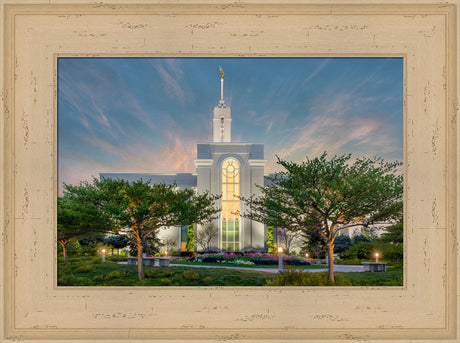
left=101, top=68, right=269, bottom=252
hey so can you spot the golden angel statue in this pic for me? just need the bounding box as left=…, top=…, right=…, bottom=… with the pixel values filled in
left=219, top=66, right=224, bottom=79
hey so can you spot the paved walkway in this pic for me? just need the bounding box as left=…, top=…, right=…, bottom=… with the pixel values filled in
left=169, top=263, right=364, bottom=273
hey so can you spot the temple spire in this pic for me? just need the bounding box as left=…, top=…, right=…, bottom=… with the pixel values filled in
left=213, top=66, right=231, bottom=142
left=219, top=66, right=225, bottom=105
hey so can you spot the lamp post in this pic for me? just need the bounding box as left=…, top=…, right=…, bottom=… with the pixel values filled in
left=278, top=247, right=283, bottom=272
left=305, top=253, right=309, bottom=261
left=102, top=249, right=106, bottom=262
left=375, top=252, right=379, bottom=263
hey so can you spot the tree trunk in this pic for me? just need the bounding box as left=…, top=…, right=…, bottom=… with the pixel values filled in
left=59, top=240, right=68, bottom=263
left=137, top=242, right=144, bottom=281
left=327, top=242, right=335, bottom=283
left=63, top=244, right=68, bottom=263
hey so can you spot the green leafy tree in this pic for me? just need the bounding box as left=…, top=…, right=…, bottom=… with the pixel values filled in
left=185, top=224, right=195, bottom=252
left=379, top=222, right=403, bottom=244
left=242, top=152, right=403, bottom=282
left=266, top=226, right=275, bottom=253
left=95, top=178, right=220, bottom=281
left=58, top=183, right=110, bottom=263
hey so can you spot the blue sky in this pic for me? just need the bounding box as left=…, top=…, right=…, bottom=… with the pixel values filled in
left=58, top=57, right=403, bottom=192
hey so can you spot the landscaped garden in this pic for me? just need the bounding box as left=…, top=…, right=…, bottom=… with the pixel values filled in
left=58, top=256, right=278, bottom=286
left=57, top=253, right=403, bottom=287
left=57, top=152, right=404, bottom=286
left=174, top=252, right=324, bottom=269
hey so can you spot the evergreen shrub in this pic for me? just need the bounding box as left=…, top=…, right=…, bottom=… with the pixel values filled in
left=74, top=265, right=96, bottom=273
left=266, top=271, right=352, bottom=286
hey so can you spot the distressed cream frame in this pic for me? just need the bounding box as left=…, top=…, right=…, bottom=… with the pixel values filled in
left=1, top=1, right=458, bottom=342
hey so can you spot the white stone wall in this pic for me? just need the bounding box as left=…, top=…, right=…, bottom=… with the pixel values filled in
left=195, top=143, right=266, bottom=251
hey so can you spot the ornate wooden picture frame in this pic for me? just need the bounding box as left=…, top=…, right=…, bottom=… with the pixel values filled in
left=1, top=1, right=458, bottom=341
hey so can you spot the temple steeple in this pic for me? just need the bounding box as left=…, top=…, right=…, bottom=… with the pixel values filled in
left=213, top=66, right=231, bottom=142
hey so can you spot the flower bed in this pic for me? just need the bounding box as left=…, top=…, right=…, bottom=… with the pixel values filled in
left=189, top=252, right=310, bottom=266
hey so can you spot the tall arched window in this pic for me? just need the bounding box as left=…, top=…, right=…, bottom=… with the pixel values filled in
left=221, top=158, right=240, bottom=251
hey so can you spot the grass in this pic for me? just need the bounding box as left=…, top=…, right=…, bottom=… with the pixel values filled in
left=338, top=268, right=403, bottom=286
left=58, top=256, right=403, bottom=286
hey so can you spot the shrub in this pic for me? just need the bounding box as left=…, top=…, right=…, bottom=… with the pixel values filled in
left=266, top=271, right=352, bottom=286
left=144, top=269, right=160, bottom=278
left=382, top=243, right=403, bottom=262
left=173, top=274, right=183, bottom=282
left=162, top=269, right=174, bottom=277
left=347, top=242, right=376, bottom=259
left=389, top=261, right=403, bottom=268
left=384, top=278, right=403, bottom=286
left=251, top=258, right=307, bottom=266
left=106, top=255, right=128, bottom=262
left=72, top=277, right=94, bottom=286
left=202, top=256, right=225, bottom=263
left=58, top=274, right=78, bottom=286
left=266, top=226, right=275, bottom=253
left=160, top=278, right=172, bottom=286
left=93, top=271, right=128, bottom=282
left=203, top=276, right=212, bottom=284
left=89, top=256, right=102, bottom=264
left=252, top=259, right=277, bottom=265
left=284, top=259, right=308, bottom=266
left=105, top=271, right=128, bottom=280
left=231, top=259, right=255, bottom=265
left=68, top=240, right=83, bottom=256
left=182, top=270, right=200, bottom=281
left=74, top=265, right=96, bottom=273
left=58, top=274, right=95, bottom=286
left=185, top=225, right=195, bottom=252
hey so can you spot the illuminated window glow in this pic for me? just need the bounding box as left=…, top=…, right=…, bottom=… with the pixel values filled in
left=221, top=158, right=240, bottom=251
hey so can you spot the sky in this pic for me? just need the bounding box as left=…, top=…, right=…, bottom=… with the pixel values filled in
left=58, top=57, right=403, bottom=193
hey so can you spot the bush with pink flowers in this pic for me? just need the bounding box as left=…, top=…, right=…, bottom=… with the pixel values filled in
left=189, top=252, right=310, bottom=266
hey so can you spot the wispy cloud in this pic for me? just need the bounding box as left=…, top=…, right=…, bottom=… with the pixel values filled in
left=58, top=57, right=403, bottom=189
left=91, top=99, right=111, bottom=129
left=152, top=60, right=186, bottom=105
left=72, top=124, right=197, bottom=175
left=275, top=110, right=399, bottom=166
left=301, top=59, right=329, bottom=86
left=271, top=80, right=402, bottom=171
left=59, top=61, right=157, bottom=134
